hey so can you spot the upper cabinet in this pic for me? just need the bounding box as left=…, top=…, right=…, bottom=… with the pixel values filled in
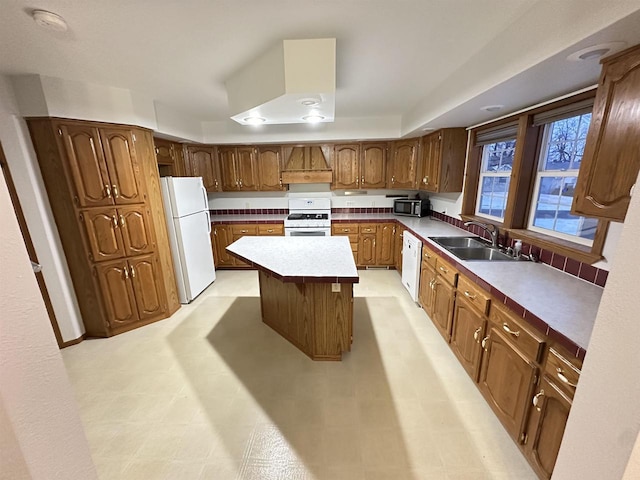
left=257, top=146, right=286, bottom=191
left=332, top=142, right=388, bottom=190
left=154, top=138, right=186, bottom=177
left=418, top=129, right=467, bottom=193
left=388, top=139, right=418, bottom=189
left=572, top=44, right=640, bottom=222
left=185, top=145, right=220, bottom=192
left=218, top=146, right=259, bottom=191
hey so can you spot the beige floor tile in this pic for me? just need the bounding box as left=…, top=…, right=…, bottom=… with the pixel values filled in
left=323, top=426, right=362, bottom=466
left=360, top=427, right=411, bottom=469
left=122, top=458, right=171, bottom=480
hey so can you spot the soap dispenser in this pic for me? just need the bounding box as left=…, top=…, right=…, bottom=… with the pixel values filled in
left=513, top=239, right=522, bottom=259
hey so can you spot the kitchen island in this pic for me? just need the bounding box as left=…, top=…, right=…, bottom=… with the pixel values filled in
left=226, top=236, right=359, bottom=360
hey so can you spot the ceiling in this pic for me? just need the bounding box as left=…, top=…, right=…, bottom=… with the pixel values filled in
left=1, top=0, right=640, bottom=140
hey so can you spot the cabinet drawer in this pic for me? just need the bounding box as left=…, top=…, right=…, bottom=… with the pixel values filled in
left=231, top=224, right=258, bottom=235
left=489, top=303, right=545, bottom=363
left=545, top=348, right=580, bottom=398
left=422, top=245, right=438, bottom=269
left=359, top=224, right=377, bottom=234
left=457, top=275, right=490, bottom=316
left=435, top=258, right=457, bottom=286
left=332, top=224, right=360, bottom=243
left=258, top=224, right=283, bottom=235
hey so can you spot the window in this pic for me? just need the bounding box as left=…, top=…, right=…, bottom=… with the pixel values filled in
left=528, top=113, right=598, bottom=245
left=476, top=139, right=516, bottom=221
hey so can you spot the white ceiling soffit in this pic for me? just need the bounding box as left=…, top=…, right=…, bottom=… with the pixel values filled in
left=226, top=39, right=336, bottom=126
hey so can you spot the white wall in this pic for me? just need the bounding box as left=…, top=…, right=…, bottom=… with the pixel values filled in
left=0, top=75, right=84, bottom=342
left=553, top=170, right=640, bottom=479
left=0, top=165, right=97, bottom=479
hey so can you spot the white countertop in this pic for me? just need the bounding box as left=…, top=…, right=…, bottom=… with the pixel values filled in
left=226, top=236, right=359, bottom=283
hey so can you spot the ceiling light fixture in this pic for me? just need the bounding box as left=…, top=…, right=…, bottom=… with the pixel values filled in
left=422, top=127, right=435, bottom=132
left=481, top=105, right=504, bottom=113
left=243, top=116, right=266, bottom=125
left=32, top=10, right=68, bottom=32
left=567, top=42, right=626, bottom=62
left=302, top=115, right=325, bottom=123
left=299, top=97, right=322, bottom=107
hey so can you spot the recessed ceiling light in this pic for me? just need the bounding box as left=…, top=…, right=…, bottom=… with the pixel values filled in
left=567, top=42, right=627, bottom=62
left=32, top=10, right=68, bottom=32
left=422, top=127, right=435, bottom=132
left=299, top=97, right=321, bottom=107
left=302, top=115, right=325, bottom=123
left=243, top=116, right=266, bottom=125
left=481, top=105, right=504, bottom=113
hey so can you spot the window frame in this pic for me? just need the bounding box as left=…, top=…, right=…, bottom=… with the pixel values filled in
left=461, top=90, right=609, bottom=264
left=475, top=139, right=517, bottom=222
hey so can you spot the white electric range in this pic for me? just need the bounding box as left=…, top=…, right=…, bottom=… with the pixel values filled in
left=284, top=198, right=332, bottom=236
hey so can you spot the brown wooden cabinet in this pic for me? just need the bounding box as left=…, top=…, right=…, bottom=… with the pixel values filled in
left=388, top=139, right=418, bottom=189
left=154, top=138, right=186, bottom=177
left=358, top=229, right=377, bottom=266
left=450, top=295, right=486, bottom=381
left=257, top=146, right=285, bottom=191
left=418, top=129, right=467, bottom=193
left=428, top=258, right=457, bottom=341
left=394, top=225, right=405, bottom=273
left=185, top=145, right=220, bottom=192
left=28, top=119, right=179, bottom=337
left=219, top=146, right=259, bottom=191
left=332, top=223, right=359, bottom=263
left=332, top=143, right=387, bottom=190
left=418, top=261, right=436, bottom=315
left=211, top=224, right=235, bottom=267
left=572, top=45, right=640, bottom=222
left=376, top=223, right=395, bottom=265
left=356, top=223, right=395, bottom=266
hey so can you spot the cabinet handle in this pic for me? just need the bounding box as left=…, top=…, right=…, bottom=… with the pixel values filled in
left=361, top=175, right=364, bottom=184
left=463, top=290, right=477, bottom=300
left=239, top=179, right=243, bottom=188
left=343, top=229, right=349, bottom=232
left=422, top=176, right=427, bottom=184
left=215, top=180, right=219, bottom=188
left=267, top=229, right=273, bottom=233
left=104, top=184, right=112, bottom=198
left=424, top=252, right=431, bottom=259
left=431, top=281, right=438, bottom=291
left=112, top=184, right=119, bottom=198
left=130, top=265, right=136, bottom=278
left=473, top=327, right=482, bottom=342
left=241, top=230, right=247, bottom=233
left=279, top=178, right=283, bottom=187
left=532, top=390, right=545, bottom=412
left=356, top=177, right=359, bottom=185
left=119, top=215, right=125, bottom=228
left=556, top=368, right=578, bottom=388
left=112, top=215, right=119, bottom=228
left=439, top=266, right=448, bottom=274
left=502, top=323, right=520, bottom=338
left=123, top=266, right=130, bottom=279
left=391, top=176, right=395, bottom=184
left=481, top=336, right=490, bottom=350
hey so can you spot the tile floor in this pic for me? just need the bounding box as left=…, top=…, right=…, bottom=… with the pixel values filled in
left=62, top=270, right=537, bottom=480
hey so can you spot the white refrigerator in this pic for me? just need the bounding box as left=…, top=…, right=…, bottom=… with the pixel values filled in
left=160, top=177, right=216, bottom=304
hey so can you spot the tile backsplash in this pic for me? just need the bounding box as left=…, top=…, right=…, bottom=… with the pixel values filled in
left=431, top=211, right=608, bottom=288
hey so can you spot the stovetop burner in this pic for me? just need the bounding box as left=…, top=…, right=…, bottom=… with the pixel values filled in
left=287, top=213, right=329, bottom=221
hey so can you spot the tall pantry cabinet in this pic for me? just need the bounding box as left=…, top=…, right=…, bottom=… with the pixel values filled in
left=27, top=118, right=180, bottom=337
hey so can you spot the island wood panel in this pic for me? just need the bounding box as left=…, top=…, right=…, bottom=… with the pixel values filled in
left=258, top=271, right=353, bottom=361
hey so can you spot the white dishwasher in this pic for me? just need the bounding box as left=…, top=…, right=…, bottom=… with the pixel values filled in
left=402, top=230, right=422, bottom=302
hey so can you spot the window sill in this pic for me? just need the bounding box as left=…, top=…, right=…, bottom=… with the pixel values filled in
left=506, top=229, right=602, bottom=264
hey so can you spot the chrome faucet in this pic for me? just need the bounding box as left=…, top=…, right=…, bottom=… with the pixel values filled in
left=464, top=221, right=500, bottom=248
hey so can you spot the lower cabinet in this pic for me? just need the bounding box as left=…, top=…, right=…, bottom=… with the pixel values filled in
left=95, top=254, right=167, bottom=331
left=450, top=296, right=486, bottom=381
left=430, top=259, right=457, bottom=341
left=394, top=225, right=405, bottom=273
left=332, top=223, right=359, bottom=262
left=212, top=223, right=282, bottom=268
left=352, top=223, right=396, bottom=267
left=418, top=261, right=436, bottom=316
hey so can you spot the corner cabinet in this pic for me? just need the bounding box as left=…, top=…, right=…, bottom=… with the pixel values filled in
left=418, top=129, right=467, bottom=193
left=27, top=119, right=180, bottom=337
left=572, top=44, right=640, bottom=222
left=388, top=139, right=418, bottom=189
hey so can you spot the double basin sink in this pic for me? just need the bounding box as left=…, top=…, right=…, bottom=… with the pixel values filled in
left=429, top=236, right=515, bottom=262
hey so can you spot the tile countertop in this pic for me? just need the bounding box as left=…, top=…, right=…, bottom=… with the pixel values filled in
left=211, top=214, right=288, bottom=223
left=336, top=214, right=602, bottom=354
left=226, top=236, right=359, bottom=284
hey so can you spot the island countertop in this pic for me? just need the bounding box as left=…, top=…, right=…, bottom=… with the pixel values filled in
left=226, top=236, right=359, bottom=284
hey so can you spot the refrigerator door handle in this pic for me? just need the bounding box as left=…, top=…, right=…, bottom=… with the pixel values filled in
left=206, top=209, right=211, bottom=234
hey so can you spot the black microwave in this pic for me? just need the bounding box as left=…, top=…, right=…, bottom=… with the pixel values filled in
left=393, top=198, right=430, bottom=217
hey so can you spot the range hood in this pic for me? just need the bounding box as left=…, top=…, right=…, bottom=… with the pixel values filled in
left=281, top=145, right=333, bottom=184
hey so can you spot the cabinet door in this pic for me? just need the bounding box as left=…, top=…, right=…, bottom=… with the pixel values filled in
left=118, top=205, right=155, bottom=257
left=394, top=226, right=404, bottom=272
left=572, top=46, right=640, bottom=221
left=478, top=329, right=538, bottom=441
left=154, top=138, right=174, bottom=165
left=431, top=277, right=455, bottom=341
left=525, top=376, right=573, bottom=480
left=361, top=143, right=387, bottom=188
left=419, top=133, right=441, bottom=192
left=99, top=128, right=144, bottom=205
left=213, top=225, right=235, bottom=267
left=376, top=224, right=395, bottom=265
left=187, top=146, right=219, bottom=191
left=389, top=140, right=418, bottom=189
left=450, top=297, right=486, bottom=381
left=418, top=262, right=435, bottom=314
left=358, top=233, right=377, bottom=266
left=95, top=260, right=139, bottom=327
left=257, top=146, right=285, bottom=191
left=218, top=147, right=238, bottom=191
left=129, top=254, right=166, bottom=321
left=333, top=144, right=360, bottom=189
left=60, top=124, right=113, bottom=207
left=236, top=147, right=259, bottom=191
left=81, top=208, right=125, bottom=262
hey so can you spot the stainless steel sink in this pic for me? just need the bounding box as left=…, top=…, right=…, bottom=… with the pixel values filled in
left=429, top=236, right=515, bottom=261
left=446, top=246, right=514, bottom=261
left=429, top=236, right=488, bottom=249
